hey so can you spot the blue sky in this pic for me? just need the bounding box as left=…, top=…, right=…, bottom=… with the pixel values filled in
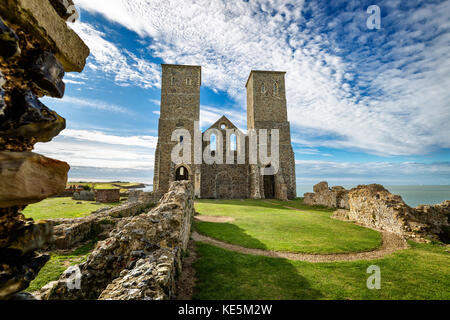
left=35, top=0, right=450, bottom=186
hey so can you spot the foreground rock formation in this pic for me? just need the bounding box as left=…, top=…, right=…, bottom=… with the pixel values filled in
left=0, top=0, right=89, bottom=299
left=306, top=182, right=450, bottom=242
left=42, top=182, right=194, bottom=300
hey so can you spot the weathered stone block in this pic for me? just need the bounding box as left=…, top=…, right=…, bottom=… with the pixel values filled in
left=30, top=51, right=65, bottom=98
left=0, top=0, right=89, bottom=72
left=48, top=0, right=76, bottom=21
left=0, top=252, right=49, bottom=300
left=0, top=151, right=69, bottom=208
left=313, top=181, right=329, bottom=193
left=0, top=90, right=66, bottom=143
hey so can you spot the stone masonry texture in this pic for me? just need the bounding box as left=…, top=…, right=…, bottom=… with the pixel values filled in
left=42, top=182, right=194, bottom=300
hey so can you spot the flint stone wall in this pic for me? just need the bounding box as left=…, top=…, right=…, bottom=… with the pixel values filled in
left=48, top=192, right=162, bottom=249
left=43, top=181, right=194, bottom=300
left=95, top=189, right=120, bottom=203
left=304, top=181, right=350, bottom=209
left=72, top=191, right=95, bottom=201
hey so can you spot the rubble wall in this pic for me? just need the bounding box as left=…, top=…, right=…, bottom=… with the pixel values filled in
left=48, top=191, right=162, bottom=249
left=304, top=181, right=350, bottom=209
left=43, top=181, right=194, bottom=300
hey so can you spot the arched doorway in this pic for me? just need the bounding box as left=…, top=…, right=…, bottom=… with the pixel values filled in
left=263, top=174, right=275, bottom=199
left=175, top=166, right=189, bottom=181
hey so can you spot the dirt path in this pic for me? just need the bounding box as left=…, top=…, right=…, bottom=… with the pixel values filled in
left=195, top=216, right=235, bottom=223
left=192, top=230, right=408, bottom=263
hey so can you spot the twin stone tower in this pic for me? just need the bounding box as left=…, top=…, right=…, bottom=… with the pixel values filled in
left=153, top=64, right=296, bottom=200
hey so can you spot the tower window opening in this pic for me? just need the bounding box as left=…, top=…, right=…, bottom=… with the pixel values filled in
left=180, top=136, right=184, bottom=144
left=261, top=82, right=266, bottom=94
left=230, top=134, right=237, bottom=151
left=171, top=76, right=175, bottom=85
left=186, top=78, right=192, bottom=86
left=210, top=134, right=217, bottom=151
left=274, top=82, right=279, bottom=96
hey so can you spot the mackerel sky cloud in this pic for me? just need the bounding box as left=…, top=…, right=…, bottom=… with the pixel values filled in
left=35, top=0, right=450, bottom=185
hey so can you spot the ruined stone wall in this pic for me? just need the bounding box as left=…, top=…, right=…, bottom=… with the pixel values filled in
left=48, top=192, right=162, bottom=250
left=0, top=0, right=89, bottom=300
left=304, top=181, right=350, bottom=209
left=95, top=189, right=120, bottom=203
left=43, top=181, right=194, bottom=300
left=200, top=116, right=250, bottom=199
left=343, top=185, right=449, bottom=242
left=306, top=182, right=449, bottom=242
left=153, top=67, right=297, bottom=201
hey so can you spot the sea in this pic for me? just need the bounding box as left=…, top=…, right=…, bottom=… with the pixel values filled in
left=297, top=185, right=450, bottom=207
left=140, top=184, right=450, bottom=207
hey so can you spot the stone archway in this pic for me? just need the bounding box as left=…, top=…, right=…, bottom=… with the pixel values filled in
left=215, top=172, right=233, bottom=199
left=175, top=166, right=189, bottom=181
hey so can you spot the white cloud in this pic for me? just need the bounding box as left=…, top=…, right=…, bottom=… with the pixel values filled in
left=34, top=129, right=157, bottom=170
left=48, top=96, right=131, bottom=114
left=73, top=0, right=450, bottom=157
left=69, top=21, right=161, bottom=89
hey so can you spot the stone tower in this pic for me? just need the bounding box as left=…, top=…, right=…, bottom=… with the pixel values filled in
left=246, top=71, right=297, bottom=200
left=153, top=64, right=201, bottom=194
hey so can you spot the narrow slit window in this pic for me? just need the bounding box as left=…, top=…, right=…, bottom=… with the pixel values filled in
left=261, top=82, right=266, bottom=93
left=210, top=134, right=217, bottom=151
left=230, top=134, right=237, bottom=151
left=274, top=82, right=279, bottom=96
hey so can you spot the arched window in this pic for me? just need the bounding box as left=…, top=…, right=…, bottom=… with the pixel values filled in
left=273, top=82, right=279, bottom=96
left=186, top=78, right=192, bottom=86
left=171, top=76, right=175, bottom=85
left=176, top=166, right=189, bottom=181
left=180, top=136, right=184, bottom=144
left=261, top=82, right=266, bottom=94
left=230, top=134, right=237, bottom=151
left=210, top=134, right=217, bottom=151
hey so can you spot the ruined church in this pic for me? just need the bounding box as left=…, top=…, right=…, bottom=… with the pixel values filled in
left=153, top=64, right=296, bottom=200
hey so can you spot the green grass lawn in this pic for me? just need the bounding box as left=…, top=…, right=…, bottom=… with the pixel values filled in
left=193, top=241, right=450, bottom=300
left=22, top=197, right=121, bottom=221
left=195, top=199, right=382, bottom=254
left=26, top=242, right=95, bottom=293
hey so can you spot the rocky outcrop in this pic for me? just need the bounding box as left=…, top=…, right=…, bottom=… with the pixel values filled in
left=304, top=181, right=350, bottom=209
left=333, top=184, right=449, bottom=242
left=0, top=0, right=89, bottom=299
left=43, top=182, right=194, bottom=300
